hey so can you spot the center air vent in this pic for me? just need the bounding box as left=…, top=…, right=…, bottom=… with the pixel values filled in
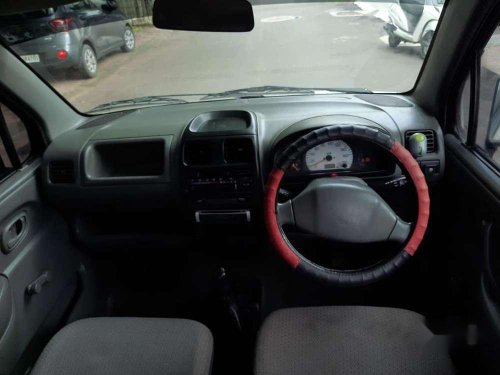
left=183, top=140, right=219, bottom=166
left=405, top=130, right=437, bottom=153
left=49, top=160, right=75, bottom=184
left=224, top=138, right=254, bottom=164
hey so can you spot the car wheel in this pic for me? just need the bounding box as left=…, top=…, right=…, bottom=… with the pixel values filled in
left=121, top=27, right=135, bottom=53
left=388, top=35, right=401, bottom=48
left=79, top=44, right=97, bottom=78
left=420, top=32, right=433, bottom=59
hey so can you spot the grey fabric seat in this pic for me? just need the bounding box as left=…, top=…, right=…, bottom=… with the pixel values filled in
left=255, top=306, right=454, bottom=375
left=32, top=317, right=213, bottom=375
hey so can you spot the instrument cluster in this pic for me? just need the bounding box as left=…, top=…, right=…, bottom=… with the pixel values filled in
left=279, top=138, right=396, bottom=177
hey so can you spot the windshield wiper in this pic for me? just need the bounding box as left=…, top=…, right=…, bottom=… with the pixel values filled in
left=88, top=86, right=373, bottom=113
left=88, top=95, right=188, bottom=113
left=201, top=86, right=371, bottom=100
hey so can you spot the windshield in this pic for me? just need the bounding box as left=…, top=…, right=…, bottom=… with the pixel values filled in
left=0, top=0, right=446, bottom=113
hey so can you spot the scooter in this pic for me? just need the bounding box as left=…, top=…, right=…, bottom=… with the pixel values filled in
left=384, top=0, right=444, bottom=59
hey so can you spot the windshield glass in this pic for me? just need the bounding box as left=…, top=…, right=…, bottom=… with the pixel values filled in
left=0, top=0, right=446, bottom=113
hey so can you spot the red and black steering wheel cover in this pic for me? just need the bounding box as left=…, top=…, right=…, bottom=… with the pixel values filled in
left=264, top=125, right=430, bottom=286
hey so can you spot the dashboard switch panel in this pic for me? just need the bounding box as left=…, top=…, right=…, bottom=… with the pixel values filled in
left=181, top=116, right=259, bottom=220
left=187, top=168, right=254, bottom=193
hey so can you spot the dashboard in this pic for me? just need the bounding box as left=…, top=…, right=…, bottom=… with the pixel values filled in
left=41, top=93, right=445, bottom=243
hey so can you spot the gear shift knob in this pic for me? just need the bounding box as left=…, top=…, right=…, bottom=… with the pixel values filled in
left=408, top=132, right=427, bottom=157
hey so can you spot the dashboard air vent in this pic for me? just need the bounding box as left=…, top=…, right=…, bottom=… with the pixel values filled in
left=224, top=138, right=254, bottom=164
left=405, top=130, right=437, bottom=153
left=49, top=161, right=75, bottom=184
left=184, top=140, right=219, bottom=166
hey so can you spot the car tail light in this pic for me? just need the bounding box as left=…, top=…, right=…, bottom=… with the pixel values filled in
left=57, top=50, right=68, bottom=60
left=49, top=18, right=73, bottom=32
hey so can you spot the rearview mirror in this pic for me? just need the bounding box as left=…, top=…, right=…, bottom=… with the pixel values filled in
left=153, top=0, right=254, bottom=32
left=487, top=79, right=500, bottom=149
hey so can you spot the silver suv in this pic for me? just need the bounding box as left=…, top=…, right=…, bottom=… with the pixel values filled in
left=0, top=0, right=135, bottom=78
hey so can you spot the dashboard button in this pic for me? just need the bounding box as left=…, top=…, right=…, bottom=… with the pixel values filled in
left=420, top=160, right=440, bottom=177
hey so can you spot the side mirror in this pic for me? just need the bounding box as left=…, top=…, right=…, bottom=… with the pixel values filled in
left=153, top=0, right=254, bottom=32
left=101, top=0, right=118, bottom=12
left=487, top=79, right=500, bottom=149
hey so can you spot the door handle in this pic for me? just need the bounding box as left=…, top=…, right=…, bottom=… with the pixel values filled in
left=1, top=213, right=28, bottom=254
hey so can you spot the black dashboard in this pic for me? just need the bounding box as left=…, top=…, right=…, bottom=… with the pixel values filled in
left=41, top=93, right=445, bottom=242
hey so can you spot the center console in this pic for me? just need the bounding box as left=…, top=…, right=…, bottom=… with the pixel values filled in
left=181, top=111, right=260, bottom=224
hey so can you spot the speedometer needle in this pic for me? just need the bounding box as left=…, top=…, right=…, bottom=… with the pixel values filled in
left=310, top=158, right=327, bottom=166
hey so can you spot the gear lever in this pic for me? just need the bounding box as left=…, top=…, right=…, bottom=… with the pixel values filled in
left=217, top=267, right=243, bottom=332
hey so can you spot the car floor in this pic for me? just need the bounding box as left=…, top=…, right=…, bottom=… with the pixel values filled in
left=73, top=226, right=461, bottom=375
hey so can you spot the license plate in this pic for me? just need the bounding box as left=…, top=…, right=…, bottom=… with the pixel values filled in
left=21, top=54, right=40, bottom=63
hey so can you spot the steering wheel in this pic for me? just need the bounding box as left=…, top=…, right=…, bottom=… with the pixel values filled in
left=264, top=125, right=430, bottom=286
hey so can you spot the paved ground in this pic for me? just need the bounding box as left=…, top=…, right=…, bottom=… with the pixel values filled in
left=3, top=2, right=499, bottom=172
left=48, top=2, right=424, bottom=112
left=10, top=1, right=499, bottom=165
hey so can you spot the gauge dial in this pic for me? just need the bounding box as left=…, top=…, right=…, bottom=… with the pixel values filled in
left=305, top=140, right=353, bottom=171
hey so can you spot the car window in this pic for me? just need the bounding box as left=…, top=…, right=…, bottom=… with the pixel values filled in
left=0, top=9, right=57, bottom=25
left=0, top=0, right=448, bottom=115
left=457, top=73, right=471, bottom=142
left=91, top=0, right=109, bottom=7
left=65, top=1, right=94, bottom=12
left=0, top=136, right=12, bottom=171
left=477, top=26, right=500, bottom=169
left=0, top=103, right=31, bottom=180
left=1, top=104, right=31, bottom=163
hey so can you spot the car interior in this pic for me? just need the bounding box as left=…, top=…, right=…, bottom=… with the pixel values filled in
left=0, top=0, right=499, bottom=374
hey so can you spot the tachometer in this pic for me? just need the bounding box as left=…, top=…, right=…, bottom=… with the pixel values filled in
left=305, top=140, right=353, bottom=171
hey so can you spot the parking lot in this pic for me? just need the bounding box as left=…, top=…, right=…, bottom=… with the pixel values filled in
left=48, top=1, right=424, bottom=112
left=2, top=0, right=497, bottom=164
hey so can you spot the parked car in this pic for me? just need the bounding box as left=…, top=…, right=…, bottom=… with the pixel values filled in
left=0, top=0, right=135, bottom=78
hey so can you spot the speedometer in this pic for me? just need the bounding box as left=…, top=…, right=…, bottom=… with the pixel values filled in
left=305, top=140, right=353, bottom=171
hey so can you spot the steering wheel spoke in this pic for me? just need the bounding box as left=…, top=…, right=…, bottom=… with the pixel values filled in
left=277, top=200, right=295, bottom=227
left=389, top=218, right=412, bottom=244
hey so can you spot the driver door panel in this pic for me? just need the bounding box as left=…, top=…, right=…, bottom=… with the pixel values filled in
left=0, top=105, right=80, bottom=374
